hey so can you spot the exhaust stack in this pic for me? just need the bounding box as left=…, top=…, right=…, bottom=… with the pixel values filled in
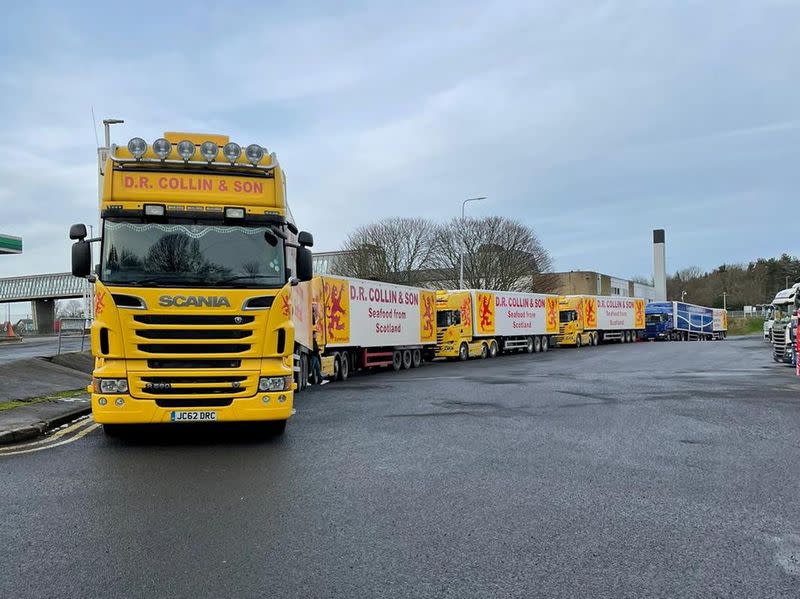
left=653, top=229, right=667, bottom=301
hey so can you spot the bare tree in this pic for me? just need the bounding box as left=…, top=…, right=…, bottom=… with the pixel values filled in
left=338, top=218, right=437, bottom=285
left=432, top=216, right=555, bottom=292
left=57, top=299, right=85, bottom=319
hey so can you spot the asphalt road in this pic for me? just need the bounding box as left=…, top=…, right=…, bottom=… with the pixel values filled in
left=2, top=336, right=800, bottom=598
left=0, top=335, right=88, bottom=364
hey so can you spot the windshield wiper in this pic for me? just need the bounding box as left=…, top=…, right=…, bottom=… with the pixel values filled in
left=214, top=274, right=280, bottom=286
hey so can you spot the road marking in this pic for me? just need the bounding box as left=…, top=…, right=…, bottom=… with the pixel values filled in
left=0, top=416, right=93, bottom=453
left=0, top=421, right=99, bottom=457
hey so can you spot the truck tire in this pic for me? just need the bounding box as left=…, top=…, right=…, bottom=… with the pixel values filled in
left=576, top=334, right=582, bottom=348
left=480, top=342, right=488, bottom=359
left=392, top=351, right=403, bottom=370
left=541, top=336, right=549, bottom=352
left=459, top=343, right=469, bottom=361
left=592, top=333, right=599, bottom=346
left=402, top=349, right=413, bottom=369
left=266, top=419, right=287, bottom=436
left=411, top=348, right=422, bottom=368
left=525, top=337, right=535, bottom=353
left=339, top=352, right=349, bottom=381
left=300, top=354, right=309, bottom=390
left=533, top=336, right=542, bottom=353
left=102, top=424, right=129, bottom=438
left=489, top=339, right=499, bottom=358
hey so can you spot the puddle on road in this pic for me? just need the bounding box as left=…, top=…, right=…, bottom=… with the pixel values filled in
left=771, top=534, right=800, bottom=576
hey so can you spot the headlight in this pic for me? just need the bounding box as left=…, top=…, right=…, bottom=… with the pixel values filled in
left=223, top=142, right=241, bottom=163
left=200, top=140, right=218, bottom=162
left=152, top=138, right=171, bottom=159
left=96, top=378, right=129, bottom=394
left=259, top=376, right=292, bottom=392
left=177, top=140, right=195, bottom=161
left=245, top=144, right=264, bottom=165
left=127, top=137, right=147, bottom=159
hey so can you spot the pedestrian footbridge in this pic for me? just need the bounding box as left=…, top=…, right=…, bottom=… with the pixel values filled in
left=0, top=272, right=88, bottom=303
left=0, top=273, right=90, bottom=334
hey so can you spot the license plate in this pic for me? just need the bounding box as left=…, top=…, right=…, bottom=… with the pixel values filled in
left=170, top=410, right=217, bottom=422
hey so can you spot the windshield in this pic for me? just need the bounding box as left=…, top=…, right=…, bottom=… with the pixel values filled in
left=773, top=302, right=796, bottom=321
left=437, top=310, right=460, bottom=327
left=646, top=314, right=667, bottom=325
left=559, top=310, right=576, bottom=323
left=101, top=220, right=285, bottom=288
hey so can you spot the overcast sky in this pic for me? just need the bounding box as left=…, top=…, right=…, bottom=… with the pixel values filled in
left=1, top=0, right=798, bottom=284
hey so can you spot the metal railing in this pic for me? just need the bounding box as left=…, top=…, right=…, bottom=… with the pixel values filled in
left=57, top=318, right=91, bottom=355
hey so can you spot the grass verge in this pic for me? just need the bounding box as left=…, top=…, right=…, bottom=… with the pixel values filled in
left=0, top=389, right=87, bottom=412
left=728, top=317, right=765, bottom=336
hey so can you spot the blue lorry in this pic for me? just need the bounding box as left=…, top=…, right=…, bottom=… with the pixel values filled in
left=644, top=301, right=725, bottom=341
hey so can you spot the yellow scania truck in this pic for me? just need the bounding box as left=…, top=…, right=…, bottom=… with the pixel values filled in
left=69, top=121, right=313, bottom=436
left=557, top=295, right=645, bottom=347
left=435, top=289, right=559, bottom=359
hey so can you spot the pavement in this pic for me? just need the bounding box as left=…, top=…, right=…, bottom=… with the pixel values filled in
left=0, top=352, right=92, bottom=444
left=0, top=335, right=88, bottom=364
left=2, top=335, right=800, bottom=598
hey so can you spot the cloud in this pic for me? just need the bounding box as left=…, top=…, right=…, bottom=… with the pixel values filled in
left=1, top=0, right=799, bottom=285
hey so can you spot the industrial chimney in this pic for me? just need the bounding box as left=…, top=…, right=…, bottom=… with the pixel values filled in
left=653, top=229, right=667, bottom=301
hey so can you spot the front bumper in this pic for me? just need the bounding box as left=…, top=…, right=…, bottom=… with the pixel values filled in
left=91, top=391, right=293, bottom=424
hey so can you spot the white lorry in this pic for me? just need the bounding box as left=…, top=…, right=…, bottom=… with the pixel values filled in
left=770, top=283, right=799, bottom=363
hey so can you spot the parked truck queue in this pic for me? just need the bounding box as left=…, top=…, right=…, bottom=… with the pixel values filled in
left=68, top=125, right=729, bottom=437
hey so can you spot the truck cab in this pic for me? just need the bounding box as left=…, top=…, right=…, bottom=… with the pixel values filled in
left=644, top=303, right=673, bottom=340
left=771, top=283, right=799, bottom=363
left=435, top=290, right=495, bottom=360
left=556, top=297, right=596, bottom=347
left=69, top=125, right=313, bottom=435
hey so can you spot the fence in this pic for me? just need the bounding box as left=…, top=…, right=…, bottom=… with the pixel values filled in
left=57, top=317, right=91, bottom=355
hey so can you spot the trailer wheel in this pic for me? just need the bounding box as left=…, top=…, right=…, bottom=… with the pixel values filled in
left=488, top=339, right=499, bottom=358
left=411, top=348, right=422, bottom=368
left=402, top=349, right=413, bottom=369
left=333, top=353, right=342, bottom=380
left=339, top=351, right=349, bottom=381
left=458, top=343, right=469, bottom=361
left=525, top=337, right=535, bottom=353
left=392, top=351, right=403, bottom=370
left=541, top=336, right=549, bottom=352
left=533, top=336, right=542, bottom=353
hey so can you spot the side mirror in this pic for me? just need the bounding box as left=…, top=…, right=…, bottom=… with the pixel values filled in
left=69, top=223, right=88, bottom=240
left=72, top=240, right=92, bottom=277
left=298, top=231, right=314, bottom=248
left=297, top=247, right=313, bottom=282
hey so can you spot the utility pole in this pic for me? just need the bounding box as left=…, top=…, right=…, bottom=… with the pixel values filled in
left=723, top=291, right=727, bottom=310
left=459, top=196, right=486, bottom=289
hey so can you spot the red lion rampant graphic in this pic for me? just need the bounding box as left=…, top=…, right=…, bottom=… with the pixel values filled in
left=422, top=296, right=434, bottom=338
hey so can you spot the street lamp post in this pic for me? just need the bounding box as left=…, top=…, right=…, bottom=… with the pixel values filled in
left=459, top=196, right=486, bottom=289
left=681, top=290, right=687, bottom=302
left=723, top=292, right=727, bottom=310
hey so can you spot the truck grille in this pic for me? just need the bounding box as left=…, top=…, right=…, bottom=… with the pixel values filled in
left=130, top=313, right=256, bottom=357
left=559, top=325, right=566, bottom=334
left=772, top=326, right=788, bottom=358
left=130, top=371, right=258, bottom=399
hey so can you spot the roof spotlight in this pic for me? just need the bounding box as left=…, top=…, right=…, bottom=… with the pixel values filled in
left=152, top=138, right=171, bottom=160
left=245, top=144, right=264, bottom=166
left=127, top=137, right=147, bottom=159
left=177, top=140, right=195, bottom=161
left=223, top=142, right=241, bottom=164
left=200, top=141, right=218, bottom=163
